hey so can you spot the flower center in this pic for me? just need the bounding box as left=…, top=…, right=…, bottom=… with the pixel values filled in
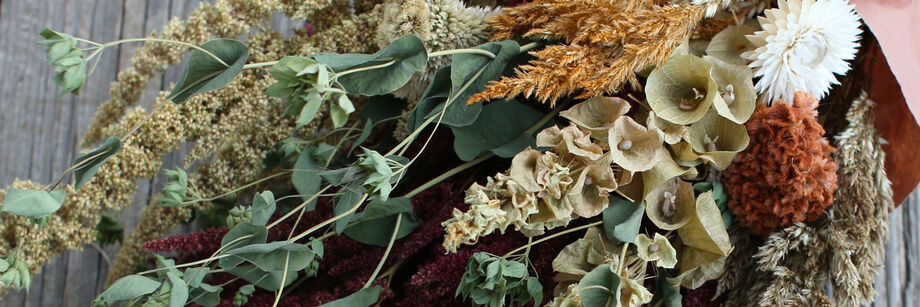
left=661, top=191, right=677, bottom=219
left=618, top=139, right=633, bottom=151
left=721, top=84, right=735, bottom=106
left=704, top=135, right=720, bottom=152
left=680, top=87, right=705, bottom=110
left=791, top=31, right=829, bottom=69
left=648, top=243, right=660, bottom=253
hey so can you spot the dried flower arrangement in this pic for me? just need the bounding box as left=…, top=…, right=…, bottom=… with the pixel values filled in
left=0, top=0, right=909, bottom=306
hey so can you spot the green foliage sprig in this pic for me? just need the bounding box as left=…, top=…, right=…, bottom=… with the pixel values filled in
left=457, top=252, right=543, bottom=307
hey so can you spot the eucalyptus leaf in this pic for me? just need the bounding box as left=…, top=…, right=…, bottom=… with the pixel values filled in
left=72, top=136, right=121, bottom=189
left=183, top=267, right=209, bottom=288
left=348, top=120, right=374, bottom=156
left=451, top=100, right=547, bottom=161
left=167, top=39, right=250, bottom=103
left=223, top=241, right=316, bottom=272
left=166, top=271, right=189, bottom=307
left=1, top=188, right=66, bottom=219
left=333, top=184, right=366, bottom=234
left=602, top=197, right=645, bottom=243
left=576, top=264, right=621, bottom=307
left=408, top=65, right=452, bottom=132
left=344, top=197, right=419, bottom=246
left=189, top=283, right=222, bottom=306
left=651, top=270, right=682, bottom=307
left=447, top=41, right=520, bottom=125
left=218, top=223, right=268, bottom=269
left=313, top=34, right=427, bottom=96
left=292, top=147, right=322, bottom=209
left=226, top=265, right=298, bottom=291
left=93, top=275, right=161, bottom=305
left=319, top=286, right=382, bottom=307
left=250, top=191, right=276, bottom=226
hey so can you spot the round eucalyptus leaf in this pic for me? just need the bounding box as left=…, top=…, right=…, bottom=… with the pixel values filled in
left=167, top=39, right=250, bottom=103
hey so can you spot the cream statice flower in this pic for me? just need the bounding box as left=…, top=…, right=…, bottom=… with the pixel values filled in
left=742, top=0, right=861, bottom=103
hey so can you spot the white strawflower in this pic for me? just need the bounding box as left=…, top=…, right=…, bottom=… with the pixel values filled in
left=742, top=0, right=861, bottom=103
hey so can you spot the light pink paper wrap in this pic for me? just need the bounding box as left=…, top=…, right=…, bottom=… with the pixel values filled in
left=853, top=0, right=920, bottom=125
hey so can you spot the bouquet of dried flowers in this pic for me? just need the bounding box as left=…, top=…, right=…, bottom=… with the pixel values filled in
left=0, top=0, right=906, bottom=306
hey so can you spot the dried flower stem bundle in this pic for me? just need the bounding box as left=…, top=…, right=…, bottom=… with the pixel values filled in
left=471, top=0, right=705, bottom=104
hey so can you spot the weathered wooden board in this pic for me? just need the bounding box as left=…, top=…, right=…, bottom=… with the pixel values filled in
left=0, top=0, right=916, bottom=306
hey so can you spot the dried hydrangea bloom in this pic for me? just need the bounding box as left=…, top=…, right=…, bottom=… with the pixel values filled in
left=442, top=174, right=534, bottom=253
left=722, top=91, right=838, bottom=236
left=536, top=124, right=605, bottom=161
left=567, top=165, right=618, bottom=218
left=646, top=111, right=689, bottom=145
left=510, top=149, right=575, bottom=200
left=619, top=274, right=654, bottom=306
left=686, top=109, right=750, bottom=170
left=646, top=55, right=720, bottom=125
left=608, top=116, right=665, bottom=172
left=705, top=25, right=757, bottom=66
left=635, top=233, right=678, bottom=268
left=644, top=178, right=696, bottom=230
left=560, top=96, right=630, bottom=140
left=552, top=227, right=621, bottom=285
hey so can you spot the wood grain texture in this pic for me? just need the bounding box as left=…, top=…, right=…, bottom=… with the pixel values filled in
left=0, top=1, right=916, bottom=306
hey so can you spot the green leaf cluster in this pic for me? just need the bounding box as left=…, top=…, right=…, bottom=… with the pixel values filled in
left=233, top=284, right=255, bottom=306
left=0, top=255, right=32, bottom=292
left=72, top=136, right=122, bottom=189
left=94, top=256, right=223, bottom=307
left=266, top=56, right=354, bottom=128
left=39, top=28, right=87, bottom=95
left=225, top=205, right=252, bottom=228
left=95, top=213, right=125, bottom=246
left=157, top=168, right=189, bottom=207
left=167, top=39, right=249, bottom=103
left=356, top=148, right=408, bottom=201
left=457, top=252, right=543, bottom=307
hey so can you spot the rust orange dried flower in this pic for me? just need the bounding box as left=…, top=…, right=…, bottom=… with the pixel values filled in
left=722, top=92, right=838, bottom=236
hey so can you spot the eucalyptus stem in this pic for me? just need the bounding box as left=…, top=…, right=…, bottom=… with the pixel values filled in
left=519, top=42, right=542, bottom=53
left=101, top=38, right=230, bottom=67
left=402, top=152, right=494, bottom=198
left=336, top=60, right=397, bottom=78
left=502, top=221, right=603, bottom=258
left=243, top=61, right=278, bottom=69
left=288, top=193, right=369, bottom=242
left=364, top=214, right=402, bottom=288
left=428, top=48, right=496, bottom=59
left=267, top=185, right=332, bottom=229
left=325, top=121, right=360, bottom=169
left=181, top=171, right=291, bottom=206
left=273, top=251, right=292, bottom=307
left=136, top=254, right=231, bottom=276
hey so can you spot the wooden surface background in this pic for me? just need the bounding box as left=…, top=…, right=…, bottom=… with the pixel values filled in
left=0, top=0, right=917, bottom=306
